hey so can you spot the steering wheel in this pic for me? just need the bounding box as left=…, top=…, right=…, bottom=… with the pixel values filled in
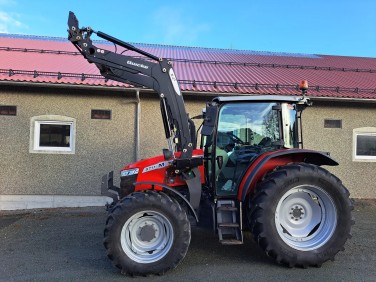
left=226, top=132, right=246, bottom=145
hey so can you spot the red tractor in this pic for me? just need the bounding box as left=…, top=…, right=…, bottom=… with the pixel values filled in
left=68, top=12, right=353, bottom=276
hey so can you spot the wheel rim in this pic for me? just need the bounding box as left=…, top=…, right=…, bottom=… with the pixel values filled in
left=120, top=211, right=174, bottom=264
left=275, top=185, right=337, bottom=251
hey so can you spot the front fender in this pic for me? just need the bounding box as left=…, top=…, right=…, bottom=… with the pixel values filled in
left=238, top=149, right=338, bottom=202
left=133, top=181, right=199, bottom=222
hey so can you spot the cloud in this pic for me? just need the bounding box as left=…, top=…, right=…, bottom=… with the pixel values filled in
left=0, top=11, right=27, bottom=33
left=151, top=7, right=211, bottom=45
left=0, top=0, right=16, bottom=5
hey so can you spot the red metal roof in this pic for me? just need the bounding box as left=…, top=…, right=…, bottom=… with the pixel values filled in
left=1, top=33, right=376, bottom=99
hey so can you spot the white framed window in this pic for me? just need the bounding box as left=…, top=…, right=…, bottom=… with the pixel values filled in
left=353, top=127, right=376, bottom=162
left=30, top=115, right=76, bottom=154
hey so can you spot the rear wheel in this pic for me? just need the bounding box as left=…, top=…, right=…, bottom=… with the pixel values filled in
left=248, top=163, right=353, bottom=267
left=104, top=190, right=191, bottom=276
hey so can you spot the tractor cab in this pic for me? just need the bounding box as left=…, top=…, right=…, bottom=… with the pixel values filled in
left=201, top=96, right=310, bottom=196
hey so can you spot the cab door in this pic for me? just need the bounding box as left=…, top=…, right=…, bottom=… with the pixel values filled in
left=214, top=102, right=282, bottom=196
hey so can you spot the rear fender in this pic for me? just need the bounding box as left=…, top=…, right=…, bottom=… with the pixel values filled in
left=238, top=149, right=338, bottom=202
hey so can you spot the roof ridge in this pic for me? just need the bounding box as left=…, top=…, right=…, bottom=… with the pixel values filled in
left=0, top=33, right=68, bottom=42
left=2, top=45, right=375, bottom=74
left=0, top=32, right=320, bottom=58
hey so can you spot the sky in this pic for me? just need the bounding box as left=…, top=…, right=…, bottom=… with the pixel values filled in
left=0, top=0, right=375, bottom=58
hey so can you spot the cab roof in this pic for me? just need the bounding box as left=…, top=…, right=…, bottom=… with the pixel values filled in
left=213, top=95, right=309, bottom=104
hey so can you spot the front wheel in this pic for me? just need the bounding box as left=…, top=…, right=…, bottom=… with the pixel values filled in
left=248, top=163, right=353, bottom=267
left=104, top=190, right=191, bottom=276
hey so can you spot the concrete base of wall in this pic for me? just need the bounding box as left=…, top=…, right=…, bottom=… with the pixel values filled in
left=0, top=195, right=113, bottom=211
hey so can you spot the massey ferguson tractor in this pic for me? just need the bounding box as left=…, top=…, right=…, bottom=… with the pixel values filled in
left=68, top=12, right=353, bottom=276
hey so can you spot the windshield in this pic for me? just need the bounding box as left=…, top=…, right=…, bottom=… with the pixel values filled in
left=217, top=102, right=281, bottom=149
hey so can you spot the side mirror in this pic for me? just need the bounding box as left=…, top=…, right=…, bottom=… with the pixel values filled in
left=201, top=103, right=218, bottom=136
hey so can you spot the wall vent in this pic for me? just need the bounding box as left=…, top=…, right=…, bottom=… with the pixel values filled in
left=324, top=119, right=342, bottom=128
left=0, top=105, right=17, bottom=116
left=91, top=109, right=111, bottom=120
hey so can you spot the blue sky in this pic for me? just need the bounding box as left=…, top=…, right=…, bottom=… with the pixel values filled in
left=1, top=0, right=375, bottom=58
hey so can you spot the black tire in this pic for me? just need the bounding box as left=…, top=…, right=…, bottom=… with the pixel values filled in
left=104, top=190, right=191, bottom=276
left=248, top=163, right=354, bottom=267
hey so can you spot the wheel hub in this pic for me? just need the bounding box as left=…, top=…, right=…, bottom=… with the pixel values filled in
left=277, top=191, right=322, bottom=238
left=138, top=223, right=157, bottom=242
left=120, top=211, right=174, bottom=264
left=275, top=185, right=338, bottom=251
left=290, top=205, right=305, bottom=221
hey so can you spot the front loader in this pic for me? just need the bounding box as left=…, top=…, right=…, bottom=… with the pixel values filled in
left=68, top=12, right=353, bottom=276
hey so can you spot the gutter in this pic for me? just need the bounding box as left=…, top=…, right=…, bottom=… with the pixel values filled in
left=0, top=80, right=136, bottom=93
left=182, top=90, right=376, bottom=103
left=2, top=80, right=376, bottom=103
left=306, top=96, right=376, bottom=104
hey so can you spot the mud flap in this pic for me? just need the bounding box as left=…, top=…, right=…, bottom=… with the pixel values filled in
left=181, top=167, right=202, bottom=211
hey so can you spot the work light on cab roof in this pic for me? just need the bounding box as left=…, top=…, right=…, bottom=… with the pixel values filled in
left=299, top=79, right=309, bottom=91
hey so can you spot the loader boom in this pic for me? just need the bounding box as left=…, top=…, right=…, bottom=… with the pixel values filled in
left=67, top=11, right=199, bottom=169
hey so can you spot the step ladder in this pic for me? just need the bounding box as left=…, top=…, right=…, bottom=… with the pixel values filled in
left=216, top=199, right=243, bottom=245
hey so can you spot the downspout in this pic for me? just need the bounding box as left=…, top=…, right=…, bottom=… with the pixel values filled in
left=135, top=90, right=141, bottom=161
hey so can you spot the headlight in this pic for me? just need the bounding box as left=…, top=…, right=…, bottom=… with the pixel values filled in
left=121, top=168, right=139, bottom=177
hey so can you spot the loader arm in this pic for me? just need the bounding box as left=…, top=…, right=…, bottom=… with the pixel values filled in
left=67, top=11, right=199, bottom=169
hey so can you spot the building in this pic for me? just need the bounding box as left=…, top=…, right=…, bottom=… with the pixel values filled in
left=0, top=33, right=375, bottom=210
